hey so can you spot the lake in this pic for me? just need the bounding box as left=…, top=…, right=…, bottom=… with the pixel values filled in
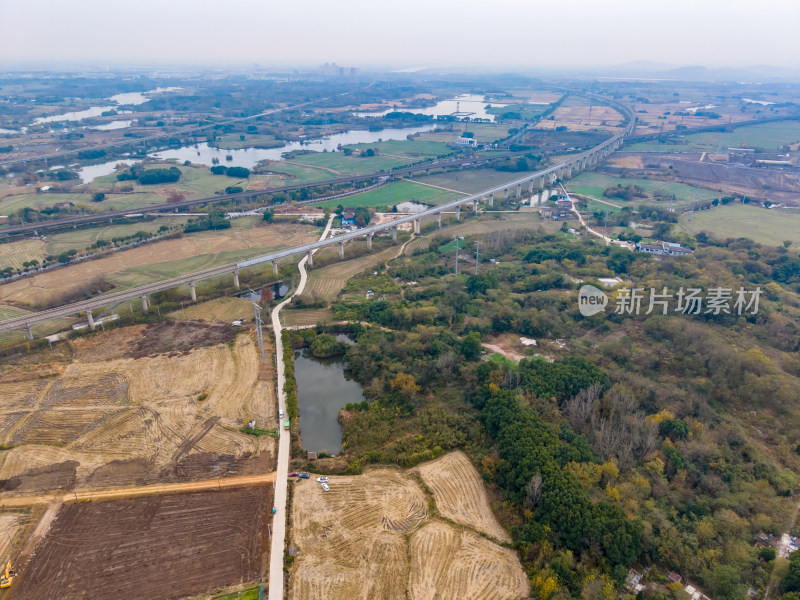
left=293, top=344, right=363, bottom=455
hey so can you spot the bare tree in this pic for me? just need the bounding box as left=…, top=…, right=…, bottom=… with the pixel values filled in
left=524, top=473, right=543, bottom=510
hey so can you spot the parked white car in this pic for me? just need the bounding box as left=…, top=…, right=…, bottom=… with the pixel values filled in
left=321, top=483, right=330, bottom=492
left=316, top=476, right=329, bottom=483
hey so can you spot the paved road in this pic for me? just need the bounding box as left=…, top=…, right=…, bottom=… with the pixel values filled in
left=268, top=215, right=333, bottom=600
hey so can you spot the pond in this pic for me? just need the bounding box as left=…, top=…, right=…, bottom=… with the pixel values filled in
left=238, top=281, right=288, bottom=302
left=293, top=341, right=363, bottom=455
left=33, top=87, right=183, bottom=125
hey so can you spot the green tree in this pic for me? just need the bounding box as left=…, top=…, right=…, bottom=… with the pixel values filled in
left=461, top=332, right=483, bottom=361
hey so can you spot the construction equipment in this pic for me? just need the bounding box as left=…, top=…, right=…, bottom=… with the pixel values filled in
left=0, top=561, right=15, bottom=588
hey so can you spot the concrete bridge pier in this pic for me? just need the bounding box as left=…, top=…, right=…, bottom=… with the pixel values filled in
left=87, top=310, right=95, bottom=331
left=567, top=163, right=573, bottom=177
left=503, top=188, right=509, bottom=200
left=338, top=242, right=345, bottom=259
left=391, top=227, right=397, bottom=241
left=190, top=283, right=197, bottom=302
left=472, top=198, right=478, bottom=212
left=307, top=250, right=314, bottom=267
left=455, top=205, right=461, bottom=221
left=437, top=212, right=442, bottom=228
left=233, top=270, right=240, bottom=289
left=528, top=179, right=535, bottom=193
left=516, top=184, right=521, bottom=198
left=141, top=295, right=149, bottom=311
left=488, top=193, right=494, bottom=207
left=25, top=324, right=32, bottom=341
left=271, top=261, right=278, bottom=276
left=540, top=176, right=545, bottom=189
left=413, top=219, right=421, bottom=235
left=366, top=233, right=373, bottom=249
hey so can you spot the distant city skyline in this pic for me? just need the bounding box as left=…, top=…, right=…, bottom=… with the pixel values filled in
left=1, top=0, right=799, bottom=71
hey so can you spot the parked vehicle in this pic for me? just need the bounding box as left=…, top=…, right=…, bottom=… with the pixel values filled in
left=298, top=473, right=310, bottom=479
left=288, top=472, right=299, bottom=477
left=321, top=483, right=330, bottom=492
left=316, top=476, right=329, bottom=483
left=279, top=410, right=284, bottom=419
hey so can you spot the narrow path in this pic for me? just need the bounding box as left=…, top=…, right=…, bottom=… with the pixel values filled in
left=268, top=214, right=333, bottom=600
left=570, top=191, right=623, bottom=209
left=560, top=183, right=609, bottom=244
left=281, top=160, right=341, bottom=175
left=400, top=178, right=470, bottom=195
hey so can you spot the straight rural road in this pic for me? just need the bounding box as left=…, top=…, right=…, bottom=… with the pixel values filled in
left=0, top=471, right=277, bottom=508
left=268, top=214, right=333, bottom=600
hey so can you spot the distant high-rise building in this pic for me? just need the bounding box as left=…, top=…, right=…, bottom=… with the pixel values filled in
left=317, top=62, right=359, bottom=77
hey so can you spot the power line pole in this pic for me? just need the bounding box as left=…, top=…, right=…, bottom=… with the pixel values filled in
left=252, top=300, right=265, bottom=363
left=455, top=237, right=461, bottom=276
left=602, top=210, right=609, bottom=244
left=475, top=241, right=480, bottom=275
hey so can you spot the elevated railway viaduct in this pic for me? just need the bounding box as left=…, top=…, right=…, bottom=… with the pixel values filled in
left=0, top=93, right=634, bottom=339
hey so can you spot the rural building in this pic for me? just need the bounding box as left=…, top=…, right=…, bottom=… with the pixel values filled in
left=636, top=241, right=692, bottom=256
left=452, top=136, right=478, bottom=148
left=668, top=572, right=683, bottom=584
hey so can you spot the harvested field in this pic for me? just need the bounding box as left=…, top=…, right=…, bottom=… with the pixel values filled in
left=0, top=220, right=317, bottom=308
left=167, top=297, right=254, bottom=322
left=0, top=510, right=31, bottom=564
left=0, top=323, right=276, bottom=494
left=416, top=451, right=510, bottom=542
left=0, top=239, right=47, bottom=272
left=289, top=459, right=527, bottom=600
left=13, top=487, right=272, bottom=600
left=282, top=308, right=334, bottom=328
left=302, top=245, right=403, bottom=302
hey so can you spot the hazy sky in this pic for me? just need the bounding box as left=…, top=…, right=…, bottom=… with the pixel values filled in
left=1, top=0, right=798, bottom=70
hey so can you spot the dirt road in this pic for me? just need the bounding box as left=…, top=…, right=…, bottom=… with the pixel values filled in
left=0, top=471, right=277, bottom=508
left=268, top=215, right=333, bottom=600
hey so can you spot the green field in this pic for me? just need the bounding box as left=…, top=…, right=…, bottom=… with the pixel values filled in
left=1, top=164, right=251, bottom=216
left=281, top=151, right=415, bottom=175
left=315, top=180, right=463, bottom=209
left=678, top=204, right=800, bottom=247
left=414, top=122, right=514, bottom=144
left=567, top=172, right=719, bottom=209
left=626, top=120, right=800, bottom=152
left=343, top=139, right=451, bottom=157
left=44, top=216, right=190, bottom=255
left=412, top=168, right=539, bottom=195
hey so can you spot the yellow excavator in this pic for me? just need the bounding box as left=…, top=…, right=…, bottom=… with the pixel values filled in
left=0, top=561, right=14, bottom=588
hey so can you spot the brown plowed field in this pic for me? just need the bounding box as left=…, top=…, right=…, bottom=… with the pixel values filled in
left=289, top=458, right=528, bottom=600
left=416, top=451, right=511, bottom=542
left=0, top=322, right=276, bottom=495
left=12, top=487, right=272, bottom=600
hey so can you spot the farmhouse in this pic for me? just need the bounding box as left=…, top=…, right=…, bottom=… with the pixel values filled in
left=636, top=241, right=692, bottom=256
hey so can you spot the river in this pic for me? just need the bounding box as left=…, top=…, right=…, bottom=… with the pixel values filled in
left=74, top=122, right=438, bottom=183
left=356, top=93, right=507, bottom=122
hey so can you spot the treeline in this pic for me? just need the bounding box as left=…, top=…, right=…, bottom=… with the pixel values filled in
left=116, top=165, right=181, bottom=184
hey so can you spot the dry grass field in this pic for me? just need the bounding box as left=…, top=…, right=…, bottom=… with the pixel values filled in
left=0, top=322, right=276, bottom=494
left=416, top=451, right=510, bottom=542
left=288, top=457, right=527, bottom=600
left=0, top=220, right=317, bottom=308
left=534, top=97, right=624, bottom=132
left=282, top=308, right=334, bottom=328
left=167, top=297, right=254, bottom=322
